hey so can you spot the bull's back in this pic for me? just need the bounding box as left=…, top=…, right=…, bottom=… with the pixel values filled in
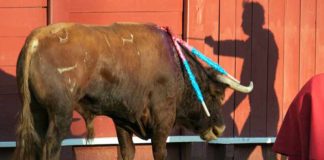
left=20, top=22, right=182, bottom=106
left=19, top=23, right=102, bottom=100
left=97, top=23, right=181, bottom=86
left=28, top=22, right=179, bottom=84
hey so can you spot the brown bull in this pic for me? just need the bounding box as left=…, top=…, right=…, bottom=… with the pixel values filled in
left=14, top=23, right=253, bottom=160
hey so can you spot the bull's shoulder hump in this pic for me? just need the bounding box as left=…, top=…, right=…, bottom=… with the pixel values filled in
left=26, top=23, right=103, bottom=43
left=109, top=22, right=156, bottom=30
left=114, top=22, right=143, bottom=25
left=34, top=22, right=101, bottom=34
left=27, top=23, right=76, bottom=39
left=113, top=22, right=156, bottom=27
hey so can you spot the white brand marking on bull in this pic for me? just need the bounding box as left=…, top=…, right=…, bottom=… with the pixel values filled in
left=30, top=39, right=39, bottom=53
left=59, top=29, right=69, bottom=43
left=70, top=81, right=76, bottom=93
left=122, top=34, right=134, bottom=45
left=84, top=52, right=89, bottom=62
left=66, top=77, right=76, bottom=93
left=104, top=35, right=111, bottom=48
left=51, top=27, right=69, bottom=43
left=57, top=64, right=78, bottom=74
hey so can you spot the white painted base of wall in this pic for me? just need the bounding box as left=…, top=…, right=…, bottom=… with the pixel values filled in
left=0, top=136, right=275, bottom=148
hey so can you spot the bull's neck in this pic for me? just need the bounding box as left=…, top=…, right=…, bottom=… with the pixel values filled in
left=176, top=51, right=211, bottom=117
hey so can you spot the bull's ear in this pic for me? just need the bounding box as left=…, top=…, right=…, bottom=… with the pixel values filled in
left=209, top=82, right=226, bottom=99
left=205, top=67, right=220, bottom=79
left=205, top=67, right=226, bottom=97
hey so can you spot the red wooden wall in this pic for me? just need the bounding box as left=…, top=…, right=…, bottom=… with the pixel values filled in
left=50, top=0, right=183, bottom=35
left=0, top=0, right=47, bottom=140
left=185, top=0, right=324, bottom=159
left=1, top=0, right=324, bottom=159
left=186, top=0, right=324, bottom=136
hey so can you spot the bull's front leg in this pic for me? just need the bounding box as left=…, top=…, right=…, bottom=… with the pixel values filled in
left=151, top=129, right=170, bottom=160
left=151, top=101, right=176, bottom=160
left=115, top=123, right=135, bottom=160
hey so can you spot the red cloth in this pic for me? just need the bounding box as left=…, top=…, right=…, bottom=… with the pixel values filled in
left=273, top=74, right=324, bottom=160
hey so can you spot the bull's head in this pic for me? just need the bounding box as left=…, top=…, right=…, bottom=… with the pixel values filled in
left=177, top=68, right=253, bottom=141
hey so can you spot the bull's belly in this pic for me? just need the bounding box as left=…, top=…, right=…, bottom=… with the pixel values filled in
left=77, top=91, right=151, bottom=139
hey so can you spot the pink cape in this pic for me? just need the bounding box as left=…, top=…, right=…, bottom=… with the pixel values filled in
left=273, top=74, right=324, bottom=160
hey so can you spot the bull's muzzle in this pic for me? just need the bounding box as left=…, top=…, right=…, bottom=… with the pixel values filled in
left=200, top=125, right=226, bottom=141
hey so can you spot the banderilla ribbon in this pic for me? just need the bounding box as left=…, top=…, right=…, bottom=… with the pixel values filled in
left=163, top=26, right=240, bottom=117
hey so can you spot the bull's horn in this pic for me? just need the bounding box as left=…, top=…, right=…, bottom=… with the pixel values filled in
left=216, top=74, right=253, bottom=93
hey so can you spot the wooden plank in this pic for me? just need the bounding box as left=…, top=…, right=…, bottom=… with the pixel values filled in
left=249, top=0, right=268, bottom=137
left=74, top=145, right=153, bottom=160
left=0, top=67, right=18, bottom=140
left=234, top=144, right=278, bottom=160
left=316, top=0, right=324, bottom=74
left=183, top=143, right=208, bottom=160
left=283, top=0, right=301, bottom=117
left=186, top=0, right=220, bottom=61
left=186, top=0, right=220, bottom=65
left=0, top=8, right=47, bottom=37
left=0, top=66, right=16, bottom=78
left=74, top=146, right=119, bottom=160
left=49, top=0, right=70, bottom=23
left=0, top=148, right=15, bottom=160
left=233, top=0, right=252, bottom=137
left=60, top=147, right=75, bottom=160
left=166, top=143, right=181, bottom=160
left=70, top=113, right=117, bottom=138
left=0, top=0, right=46, bottom=7
left=299, top=0, right=316, bottom=88
left=0, top=94, right=20, bottom=110
left=0, top=66, right=17, bottom=94
left=69, top=12, right=183, bottom=35
left=92, top=117, right=117, bottom=137
left=0, top=37, right=25, bottom=66
left=267, top=0, right=285, bottom=136
left=70, top=0, right=182, bottom=12
left=201, top=0, right=219, bottom=60
left=262, top=144, right=279, bottom=160
left=218, top=0, right=236, bottom=137
left=233, top=144, right=279, bottom=160
left=0, top=84, right=18, bottom=95
left=69, top=111, right=88, bottom=138
left=234, top=144, right=256, bottom=160
left=180, top=143, right=226, bottom=160
left=206, top=144, right=226, bottom=159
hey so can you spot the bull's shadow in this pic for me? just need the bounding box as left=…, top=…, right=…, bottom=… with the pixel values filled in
left=0, top=69, right=19, bottom=141
left=0, top=69, right=19, bottom=159
left=205, top=2, right=279, bottom=159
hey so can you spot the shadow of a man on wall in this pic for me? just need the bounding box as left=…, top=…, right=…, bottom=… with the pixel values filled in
left=205, top=1, right=279, bottom=159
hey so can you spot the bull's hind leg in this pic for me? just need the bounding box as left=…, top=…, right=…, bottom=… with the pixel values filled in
left=41, top=100, right=73, bottom=160
left=30, top=99, right=49, bottom=160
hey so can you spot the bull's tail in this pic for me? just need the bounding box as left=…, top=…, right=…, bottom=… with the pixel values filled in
left=76, top=109, right=95, bottom=143
left=14, top=37, right=40, bottom=160
left=85, top=114, right=95, bottom=142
